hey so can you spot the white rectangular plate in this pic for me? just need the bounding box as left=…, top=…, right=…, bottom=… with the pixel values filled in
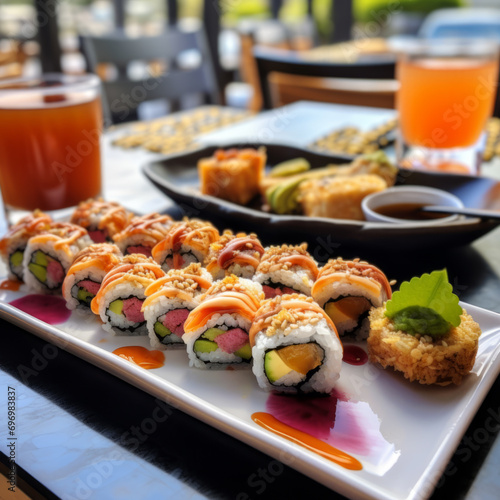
left=0, top=280, right=499, bottom=500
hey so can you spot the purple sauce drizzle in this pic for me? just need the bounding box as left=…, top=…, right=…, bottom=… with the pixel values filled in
left=9, top=294, right=71, bottom=325
left=266, top=389, right=394, bottom=459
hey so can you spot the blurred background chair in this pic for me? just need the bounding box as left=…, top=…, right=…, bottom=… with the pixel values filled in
left=80, top=28, right=219, bottom=125
left=253, top=45, right=396, bottom=110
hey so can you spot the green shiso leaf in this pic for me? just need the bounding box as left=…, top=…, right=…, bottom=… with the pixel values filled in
left=385, top=269, right=462, bottom=337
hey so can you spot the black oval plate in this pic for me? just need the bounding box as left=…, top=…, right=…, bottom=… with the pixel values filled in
left=142, top=143, right=500, bottom=251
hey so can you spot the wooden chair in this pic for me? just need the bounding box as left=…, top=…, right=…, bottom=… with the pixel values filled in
left=268, top=72, right=398, bottom=109
left=79, top=29, right=220, bottom=125
left=253, top=45, right=396, bottom=110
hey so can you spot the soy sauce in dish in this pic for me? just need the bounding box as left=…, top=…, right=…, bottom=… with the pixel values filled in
left=375, top=203, right=449, bottom=221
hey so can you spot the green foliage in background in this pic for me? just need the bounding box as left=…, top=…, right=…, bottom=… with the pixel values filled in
left=354, top=0, right=465, bottom=23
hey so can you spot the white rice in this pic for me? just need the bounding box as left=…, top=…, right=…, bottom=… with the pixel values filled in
left=144, top=295, right=199, bottom=350
left=253, top=267, right=313, bottom=295
left=183, top=313, right=251, bottom=369
left=114, top=233, right=154, bottom=255
left=251, top=318, right=342, bottom=394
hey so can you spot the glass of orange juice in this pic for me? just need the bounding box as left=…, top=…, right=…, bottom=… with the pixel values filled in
left=0, top=73, right=103, bottom=224
left=396, top=39, right=499, bottom=175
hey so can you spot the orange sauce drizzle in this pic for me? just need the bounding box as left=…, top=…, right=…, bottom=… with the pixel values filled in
left=112, top=346, right=165, bottom=369
left=0, top=279, right=21, bottom=291
left=251, top=412, right=362, bottom=471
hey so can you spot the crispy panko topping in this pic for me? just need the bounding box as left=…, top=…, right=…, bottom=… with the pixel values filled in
left=253, top=294, right=326, bottom=337
left=204, top=274, right=264, bottom=301
left=257, top=243, right=315, bottom=274
left=158, top=263, right=210, bottom=292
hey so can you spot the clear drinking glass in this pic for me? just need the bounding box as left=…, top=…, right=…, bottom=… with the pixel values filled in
left=0, top=73, right=103, bottom=224
left=396, top=39, right=499, bottom=175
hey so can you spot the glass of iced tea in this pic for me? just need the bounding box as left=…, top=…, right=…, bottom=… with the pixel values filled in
left=396, top=39, right=499, bottom=175
left=0, top=73, right=103, bottom=223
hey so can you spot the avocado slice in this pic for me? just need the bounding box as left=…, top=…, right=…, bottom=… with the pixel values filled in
left=269, top=158, right=311, bottom=177
left=154, top=321, right=171, bottom=338
left=269, top=177, right=304, bottom=214
left=77, top=288, right=94, bottom=305
left=108, top=299, right=124, bottom=315
left=194, top=339, right=218, bottom=353
left=264, top=349, right=292, bottom=383
left=33, top=250, right=49, bottom=267
left=28, top=263, right=47, bottom=283
left=201, top=327, right=225, bottom=341
left=234, top=343, right=252, bottom=360
left=9, top=250, right=23, bottom=268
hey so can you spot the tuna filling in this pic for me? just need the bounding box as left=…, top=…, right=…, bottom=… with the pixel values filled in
left=194, top=326, right=252, bottom=361
left=262, top=280, right=301, bottom=299
left=74, top=279, right=101, bottom=306
left=154, top=308, right=190, bottom=343
left=126, top=245, right=152, bottom=258
left=106, top=296, right=145, bottom=331
left=87, top=228, right=109, bottom=244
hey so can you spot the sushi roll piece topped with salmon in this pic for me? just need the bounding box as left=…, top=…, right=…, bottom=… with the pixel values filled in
left=112, top=213, right=174, bottom=257
left=250, top=294, right=342, bottom=394
left=22, top=222, right=92, bottom=293
left=204, top=230, right=264, bottom=280
left=151, top=218, right=219, bottom=272
left=183, top=275, right=264, bottom=369
left=142, top=263, right=213, bottom=349
left=312, top=257, right=393, bottom=340
left=253, top=243, right=319, bottom=299
left=62, top=243, right=122, bottom=310
left=70, top=198, right=134, bottom=243
left=91, top=254, right=166, bottom=335
left=0, top=210, right=52, bottom=281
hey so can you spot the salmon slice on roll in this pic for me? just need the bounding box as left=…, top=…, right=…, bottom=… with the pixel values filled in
left=183, top=275, right=264, bottom=369
left=91, top=254, right=165, bottom=335
left=62, top=243, right=122, bottom=311
left=204, top=230, right=264, bottom=280
left=152, top=218, right=220, bottom=272
left=312, top=257, right=393, bottom=340
left=253, top=243, right=319, bottom=299
left=112, top=213, right=174, bottom=257
left=70, top=198, right=134, bottom=244
left=142, top=263, right=213, bottom=349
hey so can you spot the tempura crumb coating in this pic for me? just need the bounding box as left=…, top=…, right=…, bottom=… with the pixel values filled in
left=367, top=306, right=481, bottom=386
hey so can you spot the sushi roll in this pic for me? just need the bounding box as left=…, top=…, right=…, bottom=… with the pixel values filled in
left=70, top=198, right=134, bottom=243
left=204, top=230, right=264, bottom=280
left=253, top=243, right=319, bottom=299
left=62, top=243, right=122, bottom=311
left=23, top=222, right=92, bottom=293
left=113, top=213, right=174, bottom=257
left=250, top=294, right=342, bottom=394
left=91, top=254, right=165, bottom=335
left=0, top=210, right=52, bottom=281
left=142, top=263, right=213, bottom=349
left=151, top=218, right=219, bottom=272
left=312, top=257, right=392, bottom=340
left=183, top=275, right=264, bottom=369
